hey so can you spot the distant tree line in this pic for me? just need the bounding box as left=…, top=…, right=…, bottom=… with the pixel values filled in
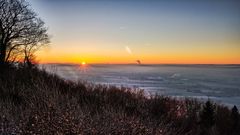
left=0, top=0, right=49, bottom=67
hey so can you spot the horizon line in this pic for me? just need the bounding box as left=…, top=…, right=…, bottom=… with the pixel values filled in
left=40, top=62, right=240, bottom=65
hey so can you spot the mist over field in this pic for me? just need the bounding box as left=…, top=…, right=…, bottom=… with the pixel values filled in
left=44, top=64, right=240, bottom=107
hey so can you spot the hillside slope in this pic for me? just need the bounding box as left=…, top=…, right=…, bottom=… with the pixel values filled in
left=0, top=66, right=239, bottom=135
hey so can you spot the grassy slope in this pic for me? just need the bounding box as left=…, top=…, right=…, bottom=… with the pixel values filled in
left=0, top=66, right=239, bottom=135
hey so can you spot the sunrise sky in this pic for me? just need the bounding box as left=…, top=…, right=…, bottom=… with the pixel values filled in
left=28, top=0, right=240, bottom=64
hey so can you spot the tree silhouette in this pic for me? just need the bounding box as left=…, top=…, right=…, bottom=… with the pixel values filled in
left=0, top=0, right=49, bottom=67
left=199, top=100, right=216, bottom=134
left=231, top=105, right=239, bottom=134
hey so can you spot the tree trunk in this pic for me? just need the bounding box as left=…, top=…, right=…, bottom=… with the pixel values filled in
left=24, top=49, right=33, bottom=68
left=0, top=44, right=6, bottom=65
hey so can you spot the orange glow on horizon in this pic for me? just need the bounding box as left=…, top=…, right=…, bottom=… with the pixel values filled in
left=36, top=41, right=240, bottom=65
left=37, top=55, right=240, bottom=65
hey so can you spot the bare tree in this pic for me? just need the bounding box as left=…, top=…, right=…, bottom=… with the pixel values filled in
left=0, top=0, right=49, bottom=67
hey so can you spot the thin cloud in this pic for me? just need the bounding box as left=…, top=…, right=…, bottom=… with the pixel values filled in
left=125, top=46, right=132, bottom=54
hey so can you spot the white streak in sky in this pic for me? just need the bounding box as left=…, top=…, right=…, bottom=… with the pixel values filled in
left=125, top=46, right=132, bottom=54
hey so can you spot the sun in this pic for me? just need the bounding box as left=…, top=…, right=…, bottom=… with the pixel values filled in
left=81, top=61, right=86, bottom=65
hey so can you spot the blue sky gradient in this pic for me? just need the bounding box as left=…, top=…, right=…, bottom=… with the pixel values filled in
left=28, top=0, right=240, bottom=64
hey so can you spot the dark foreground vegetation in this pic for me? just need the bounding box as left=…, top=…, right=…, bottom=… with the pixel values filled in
left=0, top=65, right=240, bottom=135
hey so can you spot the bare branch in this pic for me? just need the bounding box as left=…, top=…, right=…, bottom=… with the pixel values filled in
left=0, top=0, right=50, bottom=66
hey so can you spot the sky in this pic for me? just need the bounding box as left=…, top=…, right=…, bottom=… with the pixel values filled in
left=28, top=0, right=240, bottom=64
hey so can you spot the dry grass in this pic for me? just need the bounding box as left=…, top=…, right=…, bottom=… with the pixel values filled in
left=0, top=65, right=239, bottom=135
